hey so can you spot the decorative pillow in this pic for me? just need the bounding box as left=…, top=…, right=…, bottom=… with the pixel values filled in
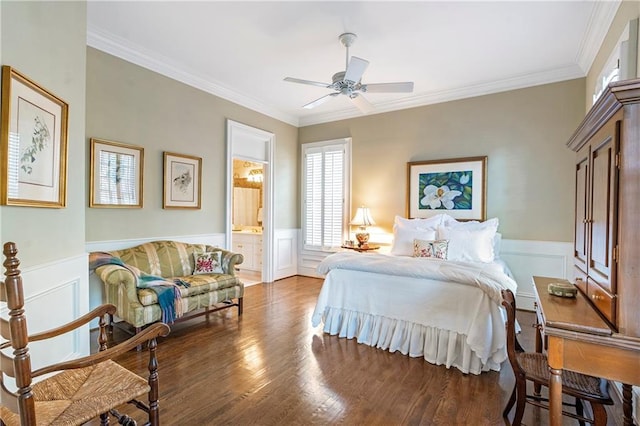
left=438, top=219, right=499, bottom=263
left=193, top=251, right=224, bottom=274
left=413, top=239, right=449, bottom=260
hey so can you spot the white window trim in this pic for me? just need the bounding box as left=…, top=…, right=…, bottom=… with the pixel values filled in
left=301, top=137, right=352, bottom=253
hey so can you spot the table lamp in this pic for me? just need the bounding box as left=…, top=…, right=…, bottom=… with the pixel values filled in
left=350, top=206, right=375, bottom=248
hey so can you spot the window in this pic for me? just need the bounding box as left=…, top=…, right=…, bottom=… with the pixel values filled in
left=302, top=138, right=351, bottom=251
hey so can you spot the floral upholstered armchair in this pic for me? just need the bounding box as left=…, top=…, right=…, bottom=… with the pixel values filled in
left=91, top=240, right=244, bottom=334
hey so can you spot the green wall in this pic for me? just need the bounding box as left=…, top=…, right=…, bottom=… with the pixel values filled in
left=0, top=1, right=87, bottom=267
left=85, top=48, right=298, bottom=242
left=299, top=79, right=585, bottom=242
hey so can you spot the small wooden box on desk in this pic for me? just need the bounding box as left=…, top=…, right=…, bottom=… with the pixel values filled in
left=532, top=276, right=640, bottom=426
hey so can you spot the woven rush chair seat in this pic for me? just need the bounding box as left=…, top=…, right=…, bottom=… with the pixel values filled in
left=516, top=352, right=612, bottom=404
left=0, top=360, right=148, bottom=425
left=1, top=242, right=170, bottom=426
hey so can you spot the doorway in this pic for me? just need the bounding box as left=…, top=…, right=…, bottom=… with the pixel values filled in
left=231, top=159, right=264, bottom=285
left=226, top=120, right=275, bottom=283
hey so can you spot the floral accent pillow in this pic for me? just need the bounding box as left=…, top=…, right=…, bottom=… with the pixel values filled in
left=193, top=251, right=224, bottom=274
left=413, top=239, right=449, bottom=260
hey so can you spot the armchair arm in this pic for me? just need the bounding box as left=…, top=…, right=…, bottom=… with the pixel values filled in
left=95, top=264, right=140, bottom=300
left=0, top=304, right=118, bottom=350
left=208, top=247, right=243, bottom=276
left=32, top=322, right=170, bottom=377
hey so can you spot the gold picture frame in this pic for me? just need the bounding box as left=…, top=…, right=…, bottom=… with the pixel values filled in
left=0, top=66, right=68, bottom=207
left=163, top=152, right=202, bottom=209
left=407, top=156, right=487, bottom=221
left=90, top=138, right=144, bottom=208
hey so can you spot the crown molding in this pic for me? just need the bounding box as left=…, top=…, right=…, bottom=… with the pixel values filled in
left=88, top=0, right=618, bottom=130
left=298, top=64, right=585, bottom=126
left=575, top=0, right=621, bottom=73
left=87, top=26, right=300, bottom=127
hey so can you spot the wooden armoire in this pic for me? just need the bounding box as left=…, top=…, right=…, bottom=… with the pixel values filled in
left=567, top=78, right=640, bottom=338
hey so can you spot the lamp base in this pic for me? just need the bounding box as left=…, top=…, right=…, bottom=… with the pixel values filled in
left=355, top=232, right=370, bottom=248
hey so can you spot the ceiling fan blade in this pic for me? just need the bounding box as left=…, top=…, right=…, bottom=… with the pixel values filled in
left=284, top=77, right=331, bottom=88
left=350, top=93, right=374, bottom=114
left=361, top=82, right=414, bottom=93
left=344, top=56, right=369, bottom=83
left=303, top=92, right=340, bottom=109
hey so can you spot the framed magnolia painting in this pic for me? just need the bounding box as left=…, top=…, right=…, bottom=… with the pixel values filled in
left=163, top=152, right=202, bottom=209
left=407, top=156, right=487, bottom=221
left=0, top=66, right=68, bottom=207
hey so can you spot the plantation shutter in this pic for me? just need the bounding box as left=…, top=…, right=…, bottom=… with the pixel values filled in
left=303, top=142, right=347, bottom=250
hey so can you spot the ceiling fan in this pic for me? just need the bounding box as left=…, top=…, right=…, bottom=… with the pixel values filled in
left=284, top=32, right=414, bottom=113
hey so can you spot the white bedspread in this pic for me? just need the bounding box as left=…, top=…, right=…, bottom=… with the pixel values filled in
left=317, top=252, right=517, bottom=303
left=312, top=253, right=518, bottom=374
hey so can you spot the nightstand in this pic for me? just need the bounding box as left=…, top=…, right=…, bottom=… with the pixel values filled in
left=341, top=244, right=380, bottom=253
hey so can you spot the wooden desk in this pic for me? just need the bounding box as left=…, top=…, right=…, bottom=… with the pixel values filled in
left=533, top=276, right=640, bottom=426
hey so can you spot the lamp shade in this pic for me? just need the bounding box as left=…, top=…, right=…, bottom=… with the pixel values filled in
left=350, top=207, right=376, bottom=227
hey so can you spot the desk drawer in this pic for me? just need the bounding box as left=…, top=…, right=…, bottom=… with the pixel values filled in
left=587, top=278, right=616, bottom=325
left=573, top=267, right=588, bottom=295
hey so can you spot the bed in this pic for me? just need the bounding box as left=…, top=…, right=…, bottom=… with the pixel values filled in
left=311, top=214, right=518, bottom=375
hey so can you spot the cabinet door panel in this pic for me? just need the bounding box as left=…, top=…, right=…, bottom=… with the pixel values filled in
left=588, top=121, right=619, bottom=293
left=574, top=150, right=589, bottom=270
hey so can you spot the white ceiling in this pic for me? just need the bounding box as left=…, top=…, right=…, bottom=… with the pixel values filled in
left=87, top=1, right=620, bottom=127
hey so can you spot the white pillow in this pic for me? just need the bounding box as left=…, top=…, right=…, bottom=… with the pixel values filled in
left=493, top=232, right=502, bottom=258
left=393, top=214, right=445, bottom=230
left=437, top=218, right=499, bottom=263
left=391, top=226, right=437, bottom=256
left=390, top=215, right=442, bottom=256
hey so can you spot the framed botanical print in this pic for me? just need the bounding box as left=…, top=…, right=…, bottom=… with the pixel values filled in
left=407, top=156, right=487, bottom=221
left=163, top=152, right=202, bottom=209
left=90, top=138, right=144, bottom=208
left=0, top=66, right=68, bottom=207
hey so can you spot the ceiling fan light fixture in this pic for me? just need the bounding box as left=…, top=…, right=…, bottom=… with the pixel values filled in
left=284, top=32, right=414, bottom=113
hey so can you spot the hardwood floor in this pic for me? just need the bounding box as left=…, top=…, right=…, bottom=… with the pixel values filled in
left=89, top=276, right=624, bottom=425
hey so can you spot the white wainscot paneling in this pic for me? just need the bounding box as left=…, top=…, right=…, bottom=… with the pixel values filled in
left=86, top=233, right=226, bottom=326
left=0, top=253, right=89, bottom=372
left=500, top=239, right=573, bottom=311
left=273, top=229, right=298, bottom=281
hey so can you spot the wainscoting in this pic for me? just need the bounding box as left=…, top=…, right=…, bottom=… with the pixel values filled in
left=499, top=239, right=573, bottom=310
left=0, top=253, right=90, bottom=369
left=86, top=230, right=299, bottom=316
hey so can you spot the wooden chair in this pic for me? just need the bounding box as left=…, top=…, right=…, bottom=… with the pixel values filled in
left=501, top=289, right=614, bottom=426
left=0, top=242, right=170, bottom=425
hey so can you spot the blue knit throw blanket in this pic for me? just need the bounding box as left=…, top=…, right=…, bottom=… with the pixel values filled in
left=89, top=252, right=190, bottom=324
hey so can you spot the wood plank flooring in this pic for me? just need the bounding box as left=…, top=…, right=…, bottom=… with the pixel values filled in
left=89, top=276, right=624, bottom=425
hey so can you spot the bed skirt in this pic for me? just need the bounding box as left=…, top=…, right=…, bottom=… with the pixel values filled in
left=319, top=306, right=505, bottom=375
